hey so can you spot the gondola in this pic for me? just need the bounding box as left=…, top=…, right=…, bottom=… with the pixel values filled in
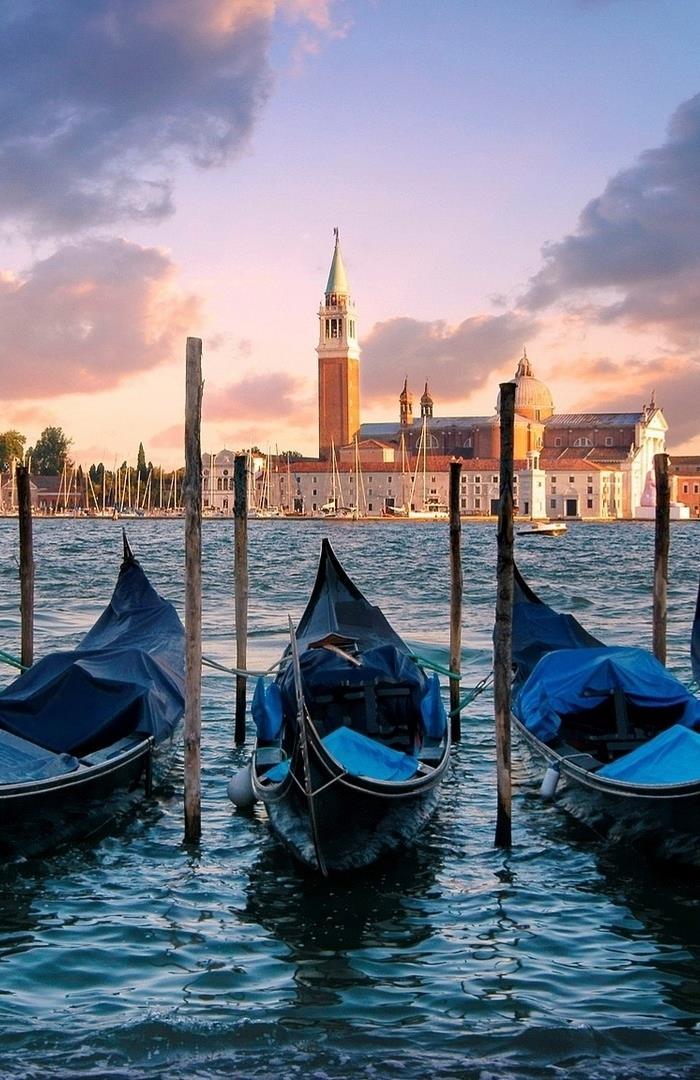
left=511, top=565, right=700, bottom=859
left=229, top=539, right=449, bottom=874
left=0, top=536, right=185, bottom=857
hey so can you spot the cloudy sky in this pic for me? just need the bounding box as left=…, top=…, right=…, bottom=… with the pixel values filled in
left=1, top=0, right=699, bottom=466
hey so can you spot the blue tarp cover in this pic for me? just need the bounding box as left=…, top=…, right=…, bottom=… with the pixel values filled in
left=252, top=679, right=284, bottom=742
left=279, top=642, right=427, bottom=713
left=512, top=590, right=602, bottom=684
left=514, top=646, right=700, bottom=742
left=597, top=724, right=700, bottom=785
left=265, top=726, right=419, bottom=784
left=420, top=673, right=447, bottom=739
left=0, top=556, right=185, bottom=757
left=322, top=726, right=419, bottom=780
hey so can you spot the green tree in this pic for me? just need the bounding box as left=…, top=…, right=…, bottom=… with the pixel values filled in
left=0, top=430, right=26, bottom=470
left=28, top=427, right=73, bottom=475
left=136, top=442, right=149, bottom=480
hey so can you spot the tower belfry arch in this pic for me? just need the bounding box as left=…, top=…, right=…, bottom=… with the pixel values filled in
left=317, top=229, right=360, bottom=459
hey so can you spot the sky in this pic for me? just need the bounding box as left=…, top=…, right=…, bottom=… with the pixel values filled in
left=1, top=0, right=700, bottom=467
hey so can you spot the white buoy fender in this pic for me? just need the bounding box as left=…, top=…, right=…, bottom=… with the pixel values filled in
left=539, top=762, right=561, bottom=800
left=227, top=763, right=257, bottom=809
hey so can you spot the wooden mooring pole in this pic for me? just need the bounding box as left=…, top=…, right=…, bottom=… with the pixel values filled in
left=184, top=336, right=203, bottom=844
left=494, top=381, right=515, bottom=848
left=16, top=464, right=34, bottom=668
left=449, top=459, right=463, bottom=740
left=652, top=451, right=670, bottom=665
left=234, top=453, right=248, bottom=746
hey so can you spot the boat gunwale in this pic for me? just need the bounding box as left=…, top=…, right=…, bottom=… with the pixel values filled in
left=513, top=715, right=700, bottom=800
left=0, top=734, right=154, bottom=801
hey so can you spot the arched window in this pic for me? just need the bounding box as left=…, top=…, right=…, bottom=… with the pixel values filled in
left=573, top=437, right=593, bottom=448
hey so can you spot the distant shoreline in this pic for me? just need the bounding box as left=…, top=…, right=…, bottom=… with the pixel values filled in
left=0, top=513, right=697, bottom=525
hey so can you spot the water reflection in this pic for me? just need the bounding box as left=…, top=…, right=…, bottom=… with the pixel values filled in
left=587, top=847, right=700, bottom=1025
left=240, top=833, right=436, bottom=954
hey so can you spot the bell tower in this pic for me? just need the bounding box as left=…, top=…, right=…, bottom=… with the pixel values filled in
left=399, top=377, right=413, bottom=426
left=317, top=229, right=360, bottom=459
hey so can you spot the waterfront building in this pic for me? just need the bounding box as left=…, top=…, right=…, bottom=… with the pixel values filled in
left=207, top=233, right=680, bottom=521
left=669, top=456, right=700, bottom=517
left=357, top=350, right=666, bottom=519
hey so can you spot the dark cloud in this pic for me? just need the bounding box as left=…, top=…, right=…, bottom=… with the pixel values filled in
left=0, top=1, right=292, bottom=233
left=0, top=237, right=198, bottom=398
left=204, top=372, right=314, bottom=423
left=521, top=93, right=700, bottom=347
left=360, top=312, right=540, bottom=403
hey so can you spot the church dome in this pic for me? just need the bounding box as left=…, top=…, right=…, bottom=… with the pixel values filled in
left=497, top=350, right=554, bottom=422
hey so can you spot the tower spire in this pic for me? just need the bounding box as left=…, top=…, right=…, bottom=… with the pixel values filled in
left=325, top=227, right=349, bottom=298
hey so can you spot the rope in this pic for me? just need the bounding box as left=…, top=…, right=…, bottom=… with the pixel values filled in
left=0, top=649, right=26, bottom=672
left=410, top=653, right=461, bottom=681
left=202, top=654, right=283, bottom=679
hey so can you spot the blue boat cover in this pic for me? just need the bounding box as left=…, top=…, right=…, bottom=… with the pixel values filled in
left=279, top=642, right=428, bottom=717
left=0, top=553, right=185, bottom=757
left=512, top=566, right=602, bottom=684
left=265, top=726, right=419, bottom=783
left=252, top=678, right=284, bottom=742
left=420, top=673, right=447, bottom=738
left=514, top=646, right=700, bottom=742
left=597, top=724, right=700, bottom=785
left=323, top=726, right=419, bottom=780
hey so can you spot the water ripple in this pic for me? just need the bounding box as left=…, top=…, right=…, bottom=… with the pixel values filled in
left=0, top=519, right=698, bottom=1077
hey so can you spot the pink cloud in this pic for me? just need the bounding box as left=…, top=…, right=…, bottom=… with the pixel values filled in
left=204, top=371, right=314, bottom=422
left=151, top=424, right=185, bottom=450
left=0, top=238, right=200, bottom=400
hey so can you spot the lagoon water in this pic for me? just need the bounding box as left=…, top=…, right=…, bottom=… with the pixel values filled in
left=0, top=518, right=698, bottom=1079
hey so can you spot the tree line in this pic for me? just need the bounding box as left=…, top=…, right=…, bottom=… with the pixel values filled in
left=0, top=427, right=305, bottom=478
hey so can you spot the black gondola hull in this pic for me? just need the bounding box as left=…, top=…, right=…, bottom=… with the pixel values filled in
left=0, top=540, right=185, bottom=859
left=256, top=741, right=447, bottom=872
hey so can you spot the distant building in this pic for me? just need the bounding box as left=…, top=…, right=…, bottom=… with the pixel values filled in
left=204, top=232, right=680, bottom=521
left=669, top=456, right=700, bottom=517
left=317, top=229, right=360, bottom=460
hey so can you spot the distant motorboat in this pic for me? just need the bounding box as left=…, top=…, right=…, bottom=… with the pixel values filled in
left=517, top=521, right=567, bottom=537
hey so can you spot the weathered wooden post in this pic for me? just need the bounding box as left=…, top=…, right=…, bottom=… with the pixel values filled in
left=16, top=464, right=34, bottom=668
left=234, top=453, right=249, bottom=746
left=183, top=336, right=203, bottom=843
left=653, top=451, right=670, bottom=665
left=494, top=380, right=515, bottom=848
left=449, top=459, right=463, bottom=740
